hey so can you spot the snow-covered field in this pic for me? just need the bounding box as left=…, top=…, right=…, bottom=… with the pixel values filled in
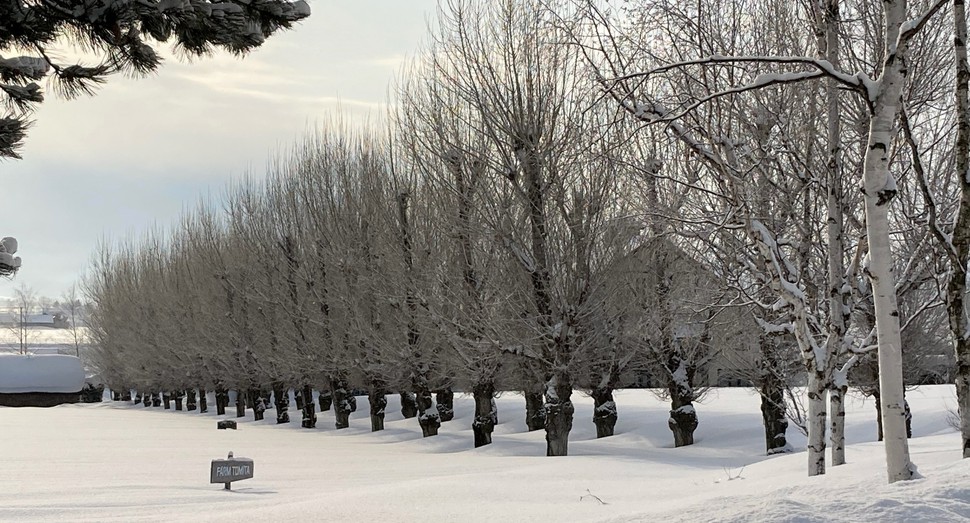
left=1, top=386, right=968, bottom=522
left=0, top=326, right=89, bottom=355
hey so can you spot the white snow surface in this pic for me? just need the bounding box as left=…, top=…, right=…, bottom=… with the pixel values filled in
left=0, top=354, right=85, bottom=393
left=0, top=327, right=90, bottom=347
left=1, top=386, right=968, bottom=522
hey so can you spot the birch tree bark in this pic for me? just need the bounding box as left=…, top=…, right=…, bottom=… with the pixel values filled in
left=809, top=0, right=852, bottom=468
left=949, top=0, right=970, bottom=459
left=859, top=0, right=922, bottom=482
left=577, top=0, right=944, bottom=480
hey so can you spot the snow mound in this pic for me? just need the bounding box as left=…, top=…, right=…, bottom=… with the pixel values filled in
left=0, top=354, right=85, bottom=393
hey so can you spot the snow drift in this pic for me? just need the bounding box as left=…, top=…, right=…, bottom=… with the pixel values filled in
left=0, top=386, right=968, bottom=522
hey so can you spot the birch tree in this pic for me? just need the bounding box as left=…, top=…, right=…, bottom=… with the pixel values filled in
left=579, top=0, right=946, bottom=480
left=946, top=0, right=970, bottom=459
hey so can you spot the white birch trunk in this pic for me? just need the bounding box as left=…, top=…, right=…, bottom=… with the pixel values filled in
left=864, top=190, right=914, bottom=482
left=830, top=383, right=847, bottom=466
left=807, top=372, right=827, bottom=476
left=862, top=0, right=916, bottom=481
left=819, top=0, right=850, bottom=468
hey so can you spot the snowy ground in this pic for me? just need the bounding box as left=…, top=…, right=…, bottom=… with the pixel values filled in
left=0, top=326, right=89, bottom=355
left=0, top=386, right=968, bottom=522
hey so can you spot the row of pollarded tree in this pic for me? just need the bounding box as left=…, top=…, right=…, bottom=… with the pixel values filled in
left=87, top=0, right=970, bottom=483
left=86, top=118, right=748, bottom=454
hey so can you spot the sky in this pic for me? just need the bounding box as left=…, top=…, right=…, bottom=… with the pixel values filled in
left=2, top=1, right=438, bottom=301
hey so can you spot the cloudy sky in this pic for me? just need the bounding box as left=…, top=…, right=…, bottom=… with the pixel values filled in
left=2, top=1, right=437, bottom=300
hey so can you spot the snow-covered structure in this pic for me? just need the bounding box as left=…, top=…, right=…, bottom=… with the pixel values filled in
left=0, top=354, right=85, bottom=406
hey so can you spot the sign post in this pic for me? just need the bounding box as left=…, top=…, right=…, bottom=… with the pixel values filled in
left=210, top=451, right=254, bottom=490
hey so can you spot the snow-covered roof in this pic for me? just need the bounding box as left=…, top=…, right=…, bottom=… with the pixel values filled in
left=0, top=354, right=85, bottom=393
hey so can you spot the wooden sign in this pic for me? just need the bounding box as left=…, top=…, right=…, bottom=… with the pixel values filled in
left=210, top=452, right=253, bottom=490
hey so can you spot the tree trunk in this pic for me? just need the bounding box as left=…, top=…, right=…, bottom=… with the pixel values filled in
left=415, top=388, right=440, bottom=437
left=820, top=0, right=851, bottom=472
left=591, top=386, right=617, bottom=438
left=400, top=391, right=418, bottom=419
left=667, top=356, right=698, bottom=448
left=134, top=392, right=142, bottom=405
left=122, top=389, right=132, bottom=402
left=331, top=379, right=353, bottom=429
left=668, top=403, right=697, bottom=447
left=875, top=391, right=884, bottom=441
left=905, top=398, right=913, bottom=438
left=760, top=381, right=789, bottom=455
left=472, top=382, right=496, bottom=448
left=951, top=0, right=970, bottom=460
left=186, top=389, right=197, bottom=412
left=830, top=383, right=848, bottom=466
left=273, top=384, right=289, bottom=424
left=173, top=391, right=184, bottom=411
left=318, top=389, right=333, bottom=412
left=235, top=390, right=246, bottom=418
left=150, top=392, right=161, bottom=407
left=759, top=336, right=790, bottom=455
left=162, top=392, right=171, bottom=410
left=436, top=388, right=455, bottom=422
left=524, top=390, right=546, bottom=431
left=958, top=336, right=970, bottom=454
left=369, top=382, right=387, bottom=432
left=543, top=372, right=574, bottom=456
left=250, top=389, right=265, bottom=421
left=807, top=372, right=827, bottom=475
left=295, top=389, right=304, bottom=411
left=199, top=388, right=208, bottom=414
left=862, top=0, right=916, bottom=483
left=300, top=385, right=316, bottom=428
left=216, top=386, right=228, bottom=416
